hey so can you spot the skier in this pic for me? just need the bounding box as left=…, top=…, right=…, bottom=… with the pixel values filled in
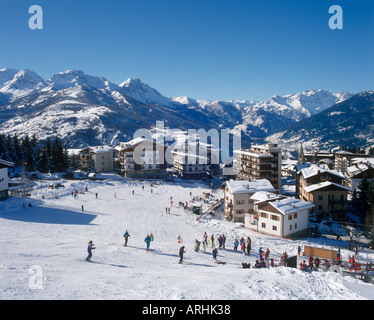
left=123, top=230, right=130, bottom=247
left=233, top=238, right=239, bottom=251
left=82, top=205, right=84, bottom=212
left=222, top=234, right=226, bottom=249
left=212, top=247, right=218, bottom=262
left=259, top=247, right=264, bottom=259
left=241, top=240, right=246, bottom=255
left=300, top=260, right=307, bottom=271
left=218, top=235, right=223, bottom=249
left=203, top=232, right=208, bottom=246
left=144, top=234, right=151, bottom=251
left=264, top=248, right=270, bottom=266
left=194, top=239, right=201, bottom=252
left=150, top=233, right=154, bottom=242
left=179, top=246, right=186, bottom=264
left=246, top=241, right=252, bottom=256
left=177, top=235, right=183, bottom=244
left=210, top=234, right=215, bottom=248
left=86, top=240, right=96, bottom=261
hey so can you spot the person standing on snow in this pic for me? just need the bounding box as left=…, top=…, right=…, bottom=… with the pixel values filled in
left=144, top=235, right=151, bottom=251
left=194, top=239, right=201, bottom=252
left=246, top=241, right=252, bottom=256
left=210, top=234, right=215, bottom=248
left=233, top=239, right=239, bottom=251
left=259, top=247, right=264, bottom=259
left=264, top=248, right=270, bottom=267
left=86, top=240, right=96, bottom=261
left=218, top=235, right=223, bottom=249
left=123, top=230, right=130, bottom=247
left=203, top=232, right=208, bottom=248
left=241, top=240, right=246, bottom=255
left=212, top=247, right=218, bottom=262
left=222, top=234, right=226, bottom=249
left=179, top=246, right=186, bottom=264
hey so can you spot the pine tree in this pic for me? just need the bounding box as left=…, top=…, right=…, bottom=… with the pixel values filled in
left=38, top=138, right=52, bottom=173
left=13, top=134, right=23, bottom=166
left=0, top=133, right=8, bottom=160
left=350, top=176, right=374, bottom=228
left=51, top=137, right=64, bottom=173
left=6, top=134, right=16, bottom=163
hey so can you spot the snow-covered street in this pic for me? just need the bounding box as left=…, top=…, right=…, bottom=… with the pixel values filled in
left=0, top=176, right=373, bottom=300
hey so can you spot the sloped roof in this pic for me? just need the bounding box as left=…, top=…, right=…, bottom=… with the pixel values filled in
left=226, top=179, right=276, bottom=195
left=303, top=181, right=351, bottom=193
left=300, top=164, right=345, bottom=180
left=0, top=159, right=14, bottom=167
left=268, top=197, right=315, bottom=215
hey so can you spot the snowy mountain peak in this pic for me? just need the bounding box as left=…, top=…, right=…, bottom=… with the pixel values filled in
left=119, top=78, right=178, bottom=107
left=0, top=68, right=44, bottom=98
left=48, top=70, right=116, bottom=91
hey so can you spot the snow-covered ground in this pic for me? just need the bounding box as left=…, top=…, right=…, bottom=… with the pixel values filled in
left=0, top=176, right=373, bottom=300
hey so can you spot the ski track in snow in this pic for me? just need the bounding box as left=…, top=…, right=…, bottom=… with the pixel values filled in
left=0, top=177, right=373, bottom=300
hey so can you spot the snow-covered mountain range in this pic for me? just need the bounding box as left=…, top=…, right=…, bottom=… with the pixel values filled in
left=0, top=68, right=355, bottom=148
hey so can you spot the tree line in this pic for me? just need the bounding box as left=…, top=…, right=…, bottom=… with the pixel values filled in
left=0, top=133, right=83, bottom=174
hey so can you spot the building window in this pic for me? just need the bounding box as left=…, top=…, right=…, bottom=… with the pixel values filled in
left=261, top=223, right=266, bottom=228
left=260, top=212, right=268, bottom=218
left=272, top=225, right=277, bottom=231
left=318, top=195, right=323, bottom=201
left=288, top=215, right=292, bottom=220
left=318, top=205, right=323, bottom=210
left=293, top=213, right=297, bottom=219
left=289, top=225, right=292, bottom=230
left=295, top=223, right=298, bottom=229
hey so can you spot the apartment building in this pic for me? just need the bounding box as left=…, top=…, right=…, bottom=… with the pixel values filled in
left=171, top=151, right=208, bottom=180
left=117, top=138, right=166, bottom=179
left=247, top=192, right=315, bottom=238
left=334, top=150, right=370, bottom=174
left=77, top=145, right=114, bottom=173
left=224, top=179, right=276, bottom=223
left=296, top=164, right=350, bottom=220
left=234, top=143, right=281, bottom=189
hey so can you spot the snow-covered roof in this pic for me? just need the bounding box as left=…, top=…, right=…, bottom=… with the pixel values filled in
left=300, top=164, right=345, bottom=180
left=303, top=181, right=351, bottom=193
left=117, top=138, right=165, bottom=152
left=346, top=164, right=368, bottom=177
left=88, top=145, right=114, bottom=154
left=171, top=151, right=208, bottom=160
left=250, top=191, right=283, bottom=202
left=226, top=179, right=276, bottom=194
left=0, top=159, right=14, bottom=167
left=234, top=150, right=273, bottom=158
left=67, top=148, right=81, bottom=156
left=351, top=157, right=374, bottom=166
left=268, top=197, right=315, bottom=215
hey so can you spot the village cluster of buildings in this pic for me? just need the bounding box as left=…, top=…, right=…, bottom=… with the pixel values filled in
left=1, top=136, right=374, bottom=240
left=226, top=144, right=374, bottom=238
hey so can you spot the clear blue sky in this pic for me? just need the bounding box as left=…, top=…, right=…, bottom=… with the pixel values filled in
left=0, top=0, right=373, bottom=101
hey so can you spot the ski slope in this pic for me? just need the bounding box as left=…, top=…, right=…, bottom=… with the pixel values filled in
left=0, top=176, right=373, bottom=300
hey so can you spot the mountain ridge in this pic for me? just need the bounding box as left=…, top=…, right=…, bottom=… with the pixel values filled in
left=0, top=68, right=357, bottom=148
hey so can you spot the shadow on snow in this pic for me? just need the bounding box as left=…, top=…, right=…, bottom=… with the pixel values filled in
left=0, top=206, right=97, bottom=225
